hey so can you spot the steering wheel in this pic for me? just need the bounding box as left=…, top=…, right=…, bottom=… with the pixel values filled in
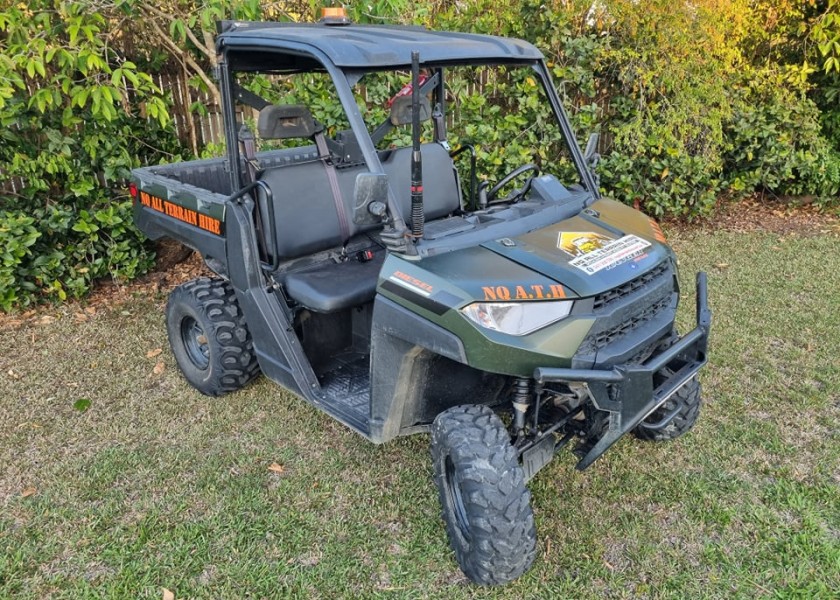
left=484, top=164, right=540, bottom=204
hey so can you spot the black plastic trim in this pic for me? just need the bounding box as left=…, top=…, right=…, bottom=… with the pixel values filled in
left=372, top=295, right=467, bottom=363
left=381, top=280, right=454, bottom=316
left=533, top=272, right=712, bottom=470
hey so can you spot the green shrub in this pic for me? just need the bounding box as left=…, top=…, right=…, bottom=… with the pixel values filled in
left=0, top=202, right=155, bottom=311
left=0, top=213, right=41, bottom=311
left=0, top=103, right=181, bottom=310
left=723, top=74, right=840, bottom=201
left=0, top=1, right=181, bottom=311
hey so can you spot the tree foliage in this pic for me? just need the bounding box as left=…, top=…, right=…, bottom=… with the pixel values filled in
left=812, top=0, right=840, bottom=73
left=1, top=0, right=838, bottom=311
left=0, top=1, right=182, bottom=310
left=422, top=0, right=840, bottom=215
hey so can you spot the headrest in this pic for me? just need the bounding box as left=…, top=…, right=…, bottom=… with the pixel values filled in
left=389, top=95, right=431, bottom=126
left=258, top=105, right=317, bottom=139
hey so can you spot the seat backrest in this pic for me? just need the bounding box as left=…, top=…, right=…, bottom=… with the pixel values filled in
left=257, top=159, right=362, bottom=260
left=379, top=143, right=461, bottom=221
left=257, top=142, right=461, bottom=261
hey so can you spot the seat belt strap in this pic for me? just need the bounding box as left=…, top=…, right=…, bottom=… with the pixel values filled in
left=238, top=125, right=260, bottom=184
left=314, top=130, right=351, bottom=245
left=432, top=103, right=448, bottom=150
left=237, top=125, right=270, bottom=260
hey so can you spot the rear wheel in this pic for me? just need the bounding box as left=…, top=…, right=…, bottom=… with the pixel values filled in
left=634, top=372, right=702, bottom=441
left=166, top=277, right=260, bottom=396
left=431, top=405, right=537, bottom=585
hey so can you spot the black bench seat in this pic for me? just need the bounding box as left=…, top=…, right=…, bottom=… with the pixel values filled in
left=253, top=134, right=461, bottom=313
left=284, top=253, right=386, bottom=313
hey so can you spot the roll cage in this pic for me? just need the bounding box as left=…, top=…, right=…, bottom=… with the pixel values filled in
left=214, top=23, right=599, bottom=258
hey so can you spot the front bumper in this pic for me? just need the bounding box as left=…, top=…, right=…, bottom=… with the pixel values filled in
left=534, top=272, right=712, bottom=470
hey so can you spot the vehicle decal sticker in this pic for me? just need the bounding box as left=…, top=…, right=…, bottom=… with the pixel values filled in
left=138, top=190, right=223, bottom=235
left=556, top=231, right=613, bottom=258
left=388, top=271, right=433, bottom=296
left=381, top=280, right=451, bottom=315
left=569, top=235, right=652, bottom=275
left=482, top=283, right=567, bottom=301
left=649, top=218, right=667, bottom=243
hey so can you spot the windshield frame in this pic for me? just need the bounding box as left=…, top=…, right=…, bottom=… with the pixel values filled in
left=343, top=59, right=596, bottom=195
left=219, top=46, right=598, bottom=235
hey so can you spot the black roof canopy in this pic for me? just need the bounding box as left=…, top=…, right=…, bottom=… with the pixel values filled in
left=217, top=22, right=544, bottom=68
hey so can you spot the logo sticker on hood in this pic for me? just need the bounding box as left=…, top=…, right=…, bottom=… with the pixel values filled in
left=556, top=231, right=613, bottom=258
left=569, top=235, right=651, bottom=275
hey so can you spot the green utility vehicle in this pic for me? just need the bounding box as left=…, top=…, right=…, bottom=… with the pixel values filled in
left=131, top=17, right=711, bottom=585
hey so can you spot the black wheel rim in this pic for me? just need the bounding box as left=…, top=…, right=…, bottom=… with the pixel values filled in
left=180, top=316, right=210, bottom=370
left=444, top=455, right=471, bottom=541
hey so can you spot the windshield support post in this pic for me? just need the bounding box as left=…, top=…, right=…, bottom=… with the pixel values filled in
left=532, top=60, right=600, bottom=200
left=218, top=53, right=242, bottom=194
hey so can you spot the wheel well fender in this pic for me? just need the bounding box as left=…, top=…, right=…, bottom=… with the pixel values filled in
left=368, top=296, right=507, bottom=442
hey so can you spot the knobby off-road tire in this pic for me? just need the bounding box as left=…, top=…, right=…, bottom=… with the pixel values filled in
left=633, top=373, right=702, bottom=442
left=166, top=277, right=260, bottom=396
left=431, top=405, right=537, bottom=585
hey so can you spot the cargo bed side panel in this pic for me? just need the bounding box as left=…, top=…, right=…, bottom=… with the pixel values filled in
left=132, top=167, right=228, bottom=268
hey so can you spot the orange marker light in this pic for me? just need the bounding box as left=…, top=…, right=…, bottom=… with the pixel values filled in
left=320, top=6, right=350, bottom=25
left=322, top=6, right=346, bottom=18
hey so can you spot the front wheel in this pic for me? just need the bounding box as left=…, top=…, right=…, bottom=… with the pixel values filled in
left=431, top=405, right=537, bottom=585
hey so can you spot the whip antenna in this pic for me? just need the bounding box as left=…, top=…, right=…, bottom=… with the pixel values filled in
left=410, top=51, right=424, bottom=238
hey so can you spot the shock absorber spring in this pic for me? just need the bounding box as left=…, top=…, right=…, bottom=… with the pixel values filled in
left=512, top=377, right=531, bottom=438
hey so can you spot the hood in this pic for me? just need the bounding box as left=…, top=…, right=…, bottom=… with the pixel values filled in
left=480, top=198, right=673, bottom=298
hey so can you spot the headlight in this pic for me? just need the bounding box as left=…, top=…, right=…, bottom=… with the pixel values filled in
left=461, top=300, right=573, bottom=336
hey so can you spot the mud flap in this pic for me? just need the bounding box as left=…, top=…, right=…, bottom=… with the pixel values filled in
left=521, top=433, right=557, bottom=481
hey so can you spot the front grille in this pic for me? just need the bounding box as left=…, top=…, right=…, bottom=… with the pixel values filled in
left=574, top=260, right=675, bottom=364
left=586, top=295, right=670, bottom=352
left=593, top=262, right=669, bottom=311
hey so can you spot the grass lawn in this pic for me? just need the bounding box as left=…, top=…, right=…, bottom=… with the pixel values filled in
left=1, top=226, right=838, bottom=599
